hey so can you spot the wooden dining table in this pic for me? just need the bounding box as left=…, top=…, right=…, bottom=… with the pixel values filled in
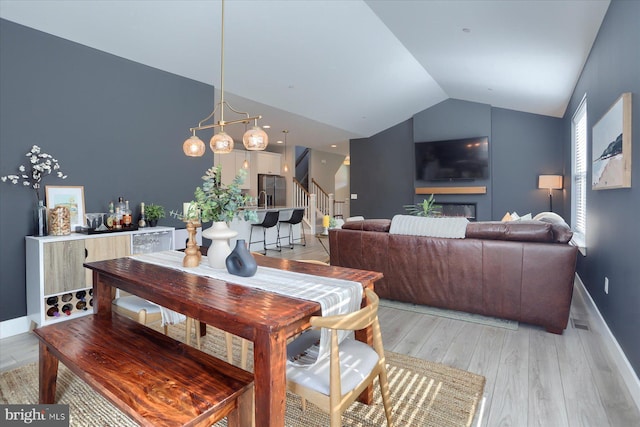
left=85, top=254, right=383, bottom=427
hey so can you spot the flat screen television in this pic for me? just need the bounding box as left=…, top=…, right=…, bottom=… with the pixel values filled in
left=415, top=136, right=489, bottom=182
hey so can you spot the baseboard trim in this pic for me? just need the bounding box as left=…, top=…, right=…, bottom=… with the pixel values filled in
left=0, top=316, right=31, bottom=339
left=575, top=274, right=640, bottom=409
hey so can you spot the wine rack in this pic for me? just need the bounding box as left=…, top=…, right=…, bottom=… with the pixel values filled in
left=44, top=288, right=93, bottom=320
left=26, top=226, right=175, bottom=327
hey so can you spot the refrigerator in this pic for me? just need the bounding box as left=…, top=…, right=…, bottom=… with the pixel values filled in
left=258, top=174, right=286, bottom=207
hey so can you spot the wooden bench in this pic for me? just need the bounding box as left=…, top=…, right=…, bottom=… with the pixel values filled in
left=34, top=313, right=254, bottom=427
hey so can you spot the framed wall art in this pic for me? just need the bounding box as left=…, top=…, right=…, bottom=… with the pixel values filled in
left=592, top=92, right=632, bottom=190
left=45, top=185, right=86, bottom=230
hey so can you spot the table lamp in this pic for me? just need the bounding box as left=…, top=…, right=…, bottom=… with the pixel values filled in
left=538, top=175, right=563, bottom=212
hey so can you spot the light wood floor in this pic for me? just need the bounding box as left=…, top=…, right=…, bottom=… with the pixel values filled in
left=2, top=234, right=639, bottom=427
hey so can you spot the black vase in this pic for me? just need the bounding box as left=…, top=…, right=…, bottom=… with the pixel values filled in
left=226, top=239, right=257, bottom=277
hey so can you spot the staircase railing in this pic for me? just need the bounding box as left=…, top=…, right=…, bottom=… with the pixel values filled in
left=293, top=178, right=318, bottom=234
left=311, top=178, right=335, bottom=217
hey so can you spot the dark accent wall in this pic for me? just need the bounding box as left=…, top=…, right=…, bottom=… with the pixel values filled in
left=491, top=108, right=565, bottom=219
left=0, top=20, right=216, bottom=322
left=351, top=99, right=563, bottom=222
left=350, top=120, right=414, bottom=218
left=413, top=99, right=493, bottom=220
left=562, top=0, right=640, bottom=376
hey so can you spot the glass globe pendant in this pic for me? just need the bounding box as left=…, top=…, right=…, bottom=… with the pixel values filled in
left=243, top=126, right=269, bottom=151
left=210, top=130, right=234, bottom=154
left=183, top=135, right=205, bottom=157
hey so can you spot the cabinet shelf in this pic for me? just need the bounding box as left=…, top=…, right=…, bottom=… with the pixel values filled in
left=26, top=227, right=174, bottom=327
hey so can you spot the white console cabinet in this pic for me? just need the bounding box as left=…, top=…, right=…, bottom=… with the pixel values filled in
left=26, top=227, right=174, bottom=327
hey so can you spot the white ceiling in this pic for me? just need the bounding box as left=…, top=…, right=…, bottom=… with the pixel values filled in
left=0, top=0, right=610, bottom=155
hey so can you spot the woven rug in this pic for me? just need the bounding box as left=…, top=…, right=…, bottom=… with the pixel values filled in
left=0, top=326, right=485, bottom=427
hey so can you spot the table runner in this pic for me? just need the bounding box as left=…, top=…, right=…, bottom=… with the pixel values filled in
left=130, top=251, right=363, bottom=367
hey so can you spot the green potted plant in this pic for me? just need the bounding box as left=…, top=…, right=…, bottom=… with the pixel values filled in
left=403, top=194, right=439, bottom=217
left=145, top=203, right=165, bottom=227
left=192, top=165, right=257, bottom=268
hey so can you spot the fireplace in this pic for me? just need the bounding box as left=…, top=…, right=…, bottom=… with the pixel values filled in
left=433, top=202, right=477, bottom=221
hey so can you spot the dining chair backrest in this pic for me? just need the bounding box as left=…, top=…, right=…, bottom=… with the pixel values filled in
left=286, top=288, right=393, bottom=427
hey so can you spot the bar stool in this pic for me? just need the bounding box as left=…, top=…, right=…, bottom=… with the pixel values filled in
left=277, top=208, right=306, bottom=249
left=249, top=210, right=281, bottom=254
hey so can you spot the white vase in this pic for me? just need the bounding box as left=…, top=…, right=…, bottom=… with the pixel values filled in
left=202, top=221, right=238, bottom=269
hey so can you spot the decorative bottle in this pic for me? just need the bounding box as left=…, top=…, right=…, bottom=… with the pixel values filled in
left=106, top=201, right=116, bottom=229
left=122, top=200, right=132, bottom=228
left=138, top=202, right=147, bottom=228
left=114, top=207, right=123, bottom=230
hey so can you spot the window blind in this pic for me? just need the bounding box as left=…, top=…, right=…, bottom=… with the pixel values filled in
left=572, top=98, right=587, bottom=239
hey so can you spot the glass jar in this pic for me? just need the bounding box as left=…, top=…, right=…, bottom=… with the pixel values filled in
left=49, top=205, right=71, bottom=235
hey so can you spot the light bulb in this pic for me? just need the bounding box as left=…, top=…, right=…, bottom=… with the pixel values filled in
left=243, top=126, right=269, bottom=151
left=183, top=135, right=205, bottom=157
left=210, top=131, right=234, bottom=154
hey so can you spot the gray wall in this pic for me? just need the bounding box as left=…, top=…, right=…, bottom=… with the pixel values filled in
left=0, top=20, right=216, bottom=321
left=491, top=108, right=566, bottom=219
left=351, top=99, right=563, bottom=222
left=413, top=99, right=493, bottom=220
left=350, top=119, right=414, bottom=218
left=562, top=0, right=640, bottom=376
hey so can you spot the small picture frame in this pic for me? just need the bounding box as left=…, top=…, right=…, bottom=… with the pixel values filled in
left=592, top=92, right=632, bottom=190
left=45, top=185, right=86, bottom=231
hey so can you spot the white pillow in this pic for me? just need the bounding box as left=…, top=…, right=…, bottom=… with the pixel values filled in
left=510, top=211, right=532, bottom=221
left=533, top=211, right=569, bottom=227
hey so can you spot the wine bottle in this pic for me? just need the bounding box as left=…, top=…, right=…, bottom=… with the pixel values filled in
left=114, top=206, right=123, bottom=230
left=61, top=293, right=72, bottom=302
left=76, top=301, right=87, bottom=311
left=47, top=306, right=60, bottom=317
left=46, top=296, right=58, bottom=306
left=123, top=200, right=132, bottom=228
left=107, top=201, right=116, bottom=229
left=138, top=202, right=147, bottom=228
left=62, top=304, right=73, bottom=316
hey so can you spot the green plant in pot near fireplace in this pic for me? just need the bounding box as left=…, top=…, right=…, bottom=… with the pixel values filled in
left=404, top=193, right=439, bottom=217
left=145, top=203, right=165, bottom=227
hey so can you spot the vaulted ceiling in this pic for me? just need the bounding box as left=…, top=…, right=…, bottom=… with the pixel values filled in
left=0, top=0, right=610, bottom=155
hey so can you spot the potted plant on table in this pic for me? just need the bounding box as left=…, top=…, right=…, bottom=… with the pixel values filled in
left=190, top=165, right=257, bottom=269
left=145, top=204, right=165, bottom=227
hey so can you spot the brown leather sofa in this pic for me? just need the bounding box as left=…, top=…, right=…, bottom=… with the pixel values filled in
left=329, top=219, right=578, bottom=334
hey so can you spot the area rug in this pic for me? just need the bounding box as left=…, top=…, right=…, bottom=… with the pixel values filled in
left=380, top=298, right=518, bottom=330
left=0, top=327, right=485, bottom=427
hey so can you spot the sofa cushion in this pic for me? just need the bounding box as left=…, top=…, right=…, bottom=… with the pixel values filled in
left=465, top=221, right=554, bottom=243
left=341, top=219, right=391, bottom=232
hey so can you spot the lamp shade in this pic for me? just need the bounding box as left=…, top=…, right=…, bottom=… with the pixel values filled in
left=183, top=135, right=205, bottom=157
left=322, top=215, right=331, bottom=228
left=243, top=126, right=269, bottom=151
left=210, top=131, right=234, bottom=154
left=538, top=175, right=563, bottom=190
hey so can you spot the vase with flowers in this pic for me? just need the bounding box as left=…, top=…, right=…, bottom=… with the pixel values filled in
left=1, top=145, right=68, bottom=236
left=189, top=165, right=257, bottom=268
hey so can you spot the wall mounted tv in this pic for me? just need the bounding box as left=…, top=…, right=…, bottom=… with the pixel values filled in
left=415, top=136, right=489, bottom=182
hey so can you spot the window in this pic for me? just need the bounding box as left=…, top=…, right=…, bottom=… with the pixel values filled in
left=571, top=96, right=587, bottom=253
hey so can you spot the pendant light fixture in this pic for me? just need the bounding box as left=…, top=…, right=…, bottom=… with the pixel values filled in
left=183, top=0, right=268, bottom=157
left=282, top=130, right=289, bottom=173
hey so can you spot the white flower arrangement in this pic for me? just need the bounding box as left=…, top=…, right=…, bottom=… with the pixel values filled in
left=1, top=145, right=67, bottom=200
